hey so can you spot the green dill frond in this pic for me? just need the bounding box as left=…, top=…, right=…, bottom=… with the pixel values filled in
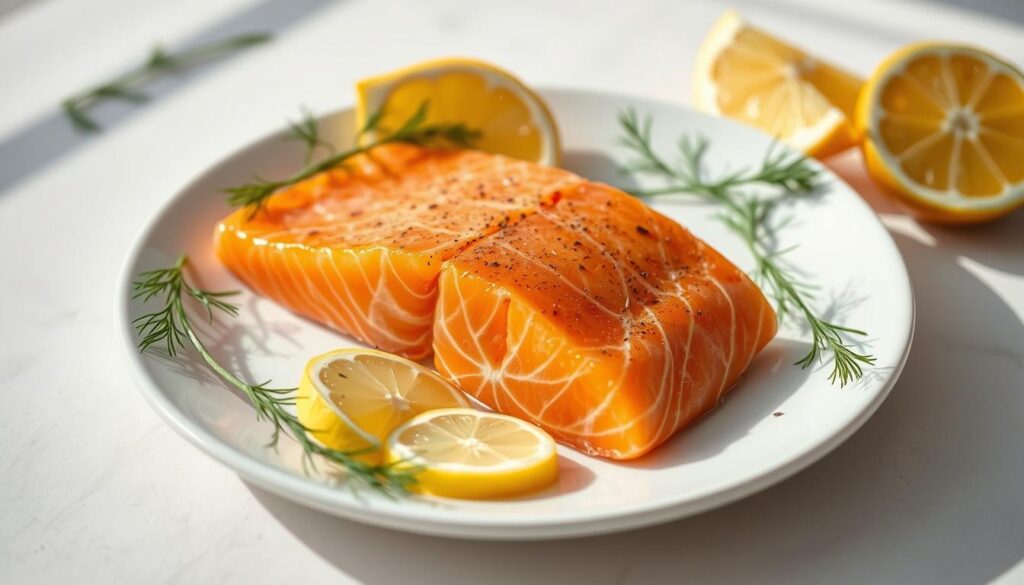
left=132, top=255, right=416, bottom=494
left=616, top=109, right=874, bottom=386
left=224, top=101, right=483, bottom=216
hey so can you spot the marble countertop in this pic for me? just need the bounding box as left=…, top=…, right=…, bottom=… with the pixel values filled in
left=1, top=0, right=1022, bottom=582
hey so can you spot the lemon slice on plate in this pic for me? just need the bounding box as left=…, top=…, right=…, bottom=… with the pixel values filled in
left=356, top=57, right=561, bottom=166
left=296, top=348, right=469, bottom=457
left=857, top=42, right=1024, bottom=223
left=386, top=408, right=558, bottom=499
left=693, top=10, right=863, bottom=158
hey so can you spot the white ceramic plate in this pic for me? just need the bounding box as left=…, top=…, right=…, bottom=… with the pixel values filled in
left=118, top=89, right=914, bottom=540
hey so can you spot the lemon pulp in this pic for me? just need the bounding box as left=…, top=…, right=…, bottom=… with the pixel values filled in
left=356, top=57, right=561, bottom=166
left=694, top=10, right=862, bottom=158
left=386, top=408, right=558, bottom=499
left=296, top=348, right=469, bottom=457
left=858, top=43, right=1024, bottom=222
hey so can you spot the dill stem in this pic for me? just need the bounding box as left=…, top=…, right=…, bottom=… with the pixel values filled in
left=257, top=128, right=444, bottom=192
left=134, top=255, right=415, bottom=495
left=262, top=142, right=373, bottom=193
left=227, top=101, right=481, bottom=216
left=175, top=288, right=256, bottom=407
left=176, top=292, right=400, bottom=489
left=615, top=109, right=875, bottom=386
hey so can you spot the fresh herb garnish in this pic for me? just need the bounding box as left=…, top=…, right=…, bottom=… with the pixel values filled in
left=617, top=109, right=875, bottom=386
left=225, top=101, right=482, bottom=217
left=133, top=255, right=417, bottom=495
left=286, top=106, right=334, bottom=164
left=62, top=33, right=272, bottom=132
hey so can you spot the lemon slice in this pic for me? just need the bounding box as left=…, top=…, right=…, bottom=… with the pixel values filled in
left=296, top=348, right=469, bottom=457
left=857, top=42, right=1024, bottom=223
left=693, top=10, right=863, bottom=158
left=385, top=408, right=558, bottom=499
left=356, top=57, right=561, bottom=166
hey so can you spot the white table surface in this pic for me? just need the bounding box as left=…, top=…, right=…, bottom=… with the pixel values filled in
left=2, top=0, right=1022, bottom=582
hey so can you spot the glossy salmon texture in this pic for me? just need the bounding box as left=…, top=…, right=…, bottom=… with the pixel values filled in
left=432, top=183, right=777, bottom=459
left=214, top=144, right=581, bottom=358
left=215, top=145, right=777, bottom=460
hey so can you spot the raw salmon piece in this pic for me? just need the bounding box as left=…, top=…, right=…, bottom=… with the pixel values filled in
left=433, top=182, right=777, bottom=460
left=214, top=144, right=582, bottom=358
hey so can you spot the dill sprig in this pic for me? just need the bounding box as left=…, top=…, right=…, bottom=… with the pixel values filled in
left=286, top=106, right=334, bottom=164
left=132, top=255, right=418, bottom=495
left=62, top=33, right=271, bottom=132
left=617, top=109, right=875, bottom=386
left=225, top=101, right=482, bottom=216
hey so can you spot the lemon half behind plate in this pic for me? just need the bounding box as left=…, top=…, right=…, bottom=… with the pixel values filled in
left=857, top=42, right=1024, bottom=223
left=693, top=10, right=863, bottom=159
left=356, top=57, right=561, bottom=166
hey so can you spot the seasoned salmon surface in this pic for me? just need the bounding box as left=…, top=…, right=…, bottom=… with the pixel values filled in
left=433, top=183, right=777, bottom=459
left=214, top=144, right=582, bottom=358
left=215, top=146, right=776, bottom=459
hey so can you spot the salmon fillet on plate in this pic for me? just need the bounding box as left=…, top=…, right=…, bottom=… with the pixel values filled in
left=215, top=144, right=581, bottom=359
left=433, top=183, right=777, bottom=459
left=215, top=145, right=776, bottom=459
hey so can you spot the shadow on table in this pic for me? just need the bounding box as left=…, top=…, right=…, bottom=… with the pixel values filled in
left=827, top=149, right=1024, bottom=277
left=244, top=145, right=1024, bottom=584
left=0, top=0, right=336, bottom=195
left=918, top=0, right=1024, bottom=26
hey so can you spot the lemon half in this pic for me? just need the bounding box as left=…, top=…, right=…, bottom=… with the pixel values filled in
left=356, top=57, right=561, bottom=166
left=694, top=10, right=863, bottom=158
left=296, top=348, right=469, bottom=458
left=857, top=42, right=1024, bottom=223
left=385, top=408, right=558, bottom=499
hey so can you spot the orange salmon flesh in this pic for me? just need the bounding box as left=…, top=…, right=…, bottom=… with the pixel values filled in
left=215, top=144, right=777, bottom=459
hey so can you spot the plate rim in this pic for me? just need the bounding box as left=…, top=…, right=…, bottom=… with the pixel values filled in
left=116, top=87, right=915, bottom=539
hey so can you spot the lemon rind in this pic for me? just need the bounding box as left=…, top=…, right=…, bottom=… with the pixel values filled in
left=385, top=407, right=557, bottom=474
left=304, top=348, right=468, bottom=449
left=861, top=42, right=1024, bottom=213
left=693, top=10, right=854, bottom=156
left=356, top=57, right=562, bottom=167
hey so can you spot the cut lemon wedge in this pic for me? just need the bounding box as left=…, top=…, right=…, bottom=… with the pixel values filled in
left=356, top=57, right=561, bottom=166
left=693, top=10, right=863, bottom=158
left=857, top=42, right=1024, bottom=223
left=385, top=408, right=558, bottom=499
left=296, top=348, right=469, bottom=457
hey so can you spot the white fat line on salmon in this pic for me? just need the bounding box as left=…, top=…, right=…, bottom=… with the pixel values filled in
left=708, top=275, right=738, bottom=403
left=249, top=245, right=290, bottom=304
left=572, top=353, right=632, bottom=435
left=382, top=253, right=434, bottom=301
left=641, top=304, right=681, bottom=444
left=285, top=250, right=350, bottom=333
left=346, top=249, right=397, bottom=335
left=242, top=243, right=285, bottom=304
left=372, top=254, right=433, bottom=325
left=433, top=304, right=487, bottom=371
left=269, top=245, right=324, bottom=322
left=501, top=338, right=568, bottom=381
left=536, top=360, right=593, bottom=418
left=321, top=250, right=377, bottom=344
left=451, top=274, right=492, bottom=362
left=670, top=294, right=699, bottom=433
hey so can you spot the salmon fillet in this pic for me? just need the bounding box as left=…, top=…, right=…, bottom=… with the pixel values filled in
left=214, top=144, right=581, bottom=358
left=432, top=182, right=777, bottom=459
left=215, top=145, right=776, bottom=459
